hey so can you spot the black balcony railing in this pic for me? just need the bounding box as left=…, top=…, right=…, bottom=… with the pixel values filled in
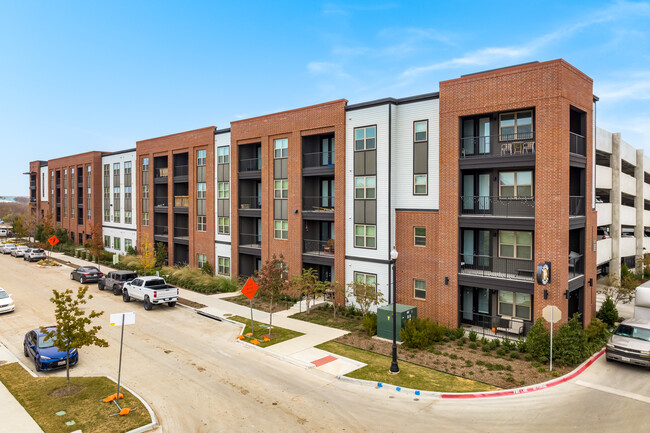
left=460, top=132, right=535, bottom=158
left=303, top=151, right=335, bottom=168
left=155, top=167, right=169, bottom=178
left=460, top=196, right=534, bottom=217
left=569, top=253, right=584, bottom=279
left=173, top=165, right=188, bottom=177
left=459, top=311, right=532, bottom=338
left=154, top=197, right=168, bottom=207
left=569, top=196, right=585, bottom=216
left=239, top=158, right=261, bottom=172
left=459, top=254, right=534, bottom=281
left=154, top=225, right=168, bottom=236
left=303, top=196, right=335, bottom=211
left=174, top=227, right=189, bottom=237
left=239, top=196, right=261, bottom=209
left=240, top=233, right=261, bottom=247
left=303, top=239, right=335, bottom=256
left=569, top=132, right=586, bottom=156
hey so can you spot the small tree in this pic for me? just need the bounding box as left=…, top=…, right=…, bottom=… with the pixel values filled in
left=139, top=233, right=156, bottom=275
left=202, top=260, right=214, bottom=276
left=596, top=295, right=620, bottom=327
left=87, top=223, right=104, bottom=266
left=524, top=318, right=550, bottom=361
left=326, top=280, right=346, bottom=320
left=42, top=286, right=108, bottom=387
left=346, top=279, right=385, bottom=318
left=598, top=273, right=636, bottom=306
left=554, top=313, right=589, bottom=366
left=12, top=216, right=28, bottom=241
left=256, top=254, right=289, bottom=334
left=155, top=242, right=167, bottom=268
left=41, top=212, right=55, bottom=240
left=290, top=267, right=326, bottom=314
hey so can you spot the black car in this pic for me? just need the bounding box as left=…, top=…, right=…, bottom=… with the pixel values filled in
left=70, top=266, right=103, bottom=284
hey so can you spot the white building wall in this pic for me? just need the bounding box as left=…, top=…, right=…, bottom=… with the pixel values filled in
left=101, top=150, right=137, bottom=255
left=620, top=173, right=636, bottom=196
left=595, top=165, right=612, bottom=190
left=214, top=132, right=232, bottom=245
left=40, top=166, right=48, bottom=202
left=595, top=127, right=612, bottom=153
left=102, top=227, right=137, bottom=254
left=344, top=259, right=390, bottom=312
left=597, top=238, right=612, bottom=265
left=620, top=140, right=637, bottom=166
left=214, top=242, right=232, bottom=277
left=596, top=203, right=612, bottom=226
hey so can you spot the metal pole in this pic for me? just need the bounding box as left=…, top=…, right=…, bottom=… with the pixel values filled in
left=115, top=313, right=125, bottom=410
left=389, top=259, right=399, bottom=374
left=550, top=309, right=553, bottom=372
left=250, top=298, right=255, bottom=339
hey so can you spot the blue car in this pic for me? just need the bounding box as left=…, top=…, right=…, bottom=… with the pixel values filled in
left=23, top=327, right=79, bottom=372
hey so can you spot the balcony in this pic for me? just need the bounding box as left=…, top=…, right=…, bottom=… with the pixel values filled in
left=569, top=132, right=586, bottom=156
left=239, top=233, right=261, bottom=249
left=460, top=196, right=534, bottom=218
left=173, top=165, right=188, bottom=177
left=173, top=226, right=189, bottom=238
left=239, top=158, right=261, bottom=175
left=460, top=133, right=535, bottom=161
left=154, top=167, right=169, bottom=183
left=568, top=252, right=584, bottom=280
left=597, top=238, right=612, bottom=265
left=460, top=311, right=532, bottom=339
left=239, top=196, right=261, bottom=209
left=569, top=196, right=585, bottom=217
left=154, top=225, right=168, bottom=236
left=303, top=239, right=335, bottom=257
left=459, top=254, right=534, bottom=282
left=173, top=196, right=189, bottom=212
left=154, top=197, right=168, bottom=212
left=303, top=151, right=335, bottom=168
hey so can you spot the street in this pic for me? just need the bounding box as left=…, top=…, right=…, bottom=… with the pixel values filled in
left=0, top=254, right=648, bottom=433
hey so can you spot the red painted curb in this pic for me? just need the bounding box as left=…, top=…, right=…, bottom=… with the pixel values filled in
left=441, top=348, right=606, bottom=399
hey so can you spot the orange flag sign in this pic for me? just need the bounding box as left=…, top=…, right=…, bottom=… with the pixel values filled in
left=241, top=277, right=259, bottom=300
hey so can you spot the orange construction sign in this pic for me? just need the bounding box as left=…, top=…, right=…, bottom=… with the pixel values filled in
left=48, top=235, right=59, bottom=247
left=241, top=277, right=259, bottom=300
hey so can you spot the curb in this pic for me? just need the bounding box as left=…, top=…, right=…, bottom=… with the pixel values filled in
left=105, top=376, right=159, bottom=433
left=335, top=348, right=606, bottom=400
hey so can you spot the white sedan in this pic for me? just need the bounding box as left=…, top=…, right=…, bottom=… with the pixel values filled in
left=0, top=287, right=15, bottom=314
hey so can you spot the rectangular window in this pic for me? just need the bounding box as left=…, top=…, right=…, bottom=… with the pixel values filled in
left=499, top=111, right=533, bottom=140
left=197, top=215, right=206, bottom=232
left=354, top=126, right=376, bottom=151
left=414, top=279, right=426, bottom=299
left=274, top=179, right=288, bottom=198
left=499, top=171, right=533, bottom=197
left=498, top=291, right=531, bottom=320
left=113, top=187, right=120, bottom=222
left=355, top=224, right=376, bottom=248
left=142, top=159, right=149, bottom=226
left=354, top=272, right=377, bottom=298
left=143, top=212, right=149, bottom=226
left=218, top=257, right=231, bottom=276
left=197, top=149, right=207, bottom=166
left=124, top=187, right=132, bottom=224
left=125, top=239, right=132, bottom=251
left=197, top=254, right=207, bottom=269
left=217, top=146, right=230, bottom=164
left=87, top=167, right=92, bottom=220
left=104, top=235, right=110, bottom=248
left=414, top=174, right=427, bottom=195
left=499, top=231, right=532, bottom=260
left=274, top=138, right=288, bottom=159
left=218, top=217, right=230, bottom=235
left=414, top=227, right=426, bottom=246
left=70, top=169, right=74, bottom=219
left=274, top=220, right=288, bottom=239
left=124, top=161, right=132, bottom=186
left=414, top=120, right=428, bottom=142
left=198, top=183, right=207, bottom=199
left=218, top=182, right=229, bottom=199
left=114, top=237, right=121, bottom=250
left=354, top=176, right=376, bottom=199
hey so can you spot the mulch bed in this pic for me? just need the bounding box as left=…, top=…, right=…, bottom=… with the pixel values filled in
left=335, top=333, right=573, bottom=389
left=178, top=298, right=207, bottom=309
left=223, top=294, right=295, bottom=313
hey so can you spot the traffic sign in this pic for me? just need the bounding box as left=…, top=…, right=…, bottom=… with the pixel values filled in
left=110, top=312, right=136, bottom=327
left=241, top=277, right=259, bottom=300
left=48, top=235, right=60, bottom=246
left=542, top=305, right=561, bottom=324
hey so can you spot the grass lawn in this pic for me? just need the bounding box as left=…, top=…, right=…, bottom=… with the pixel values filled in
left=290, top=305, right=365, bottom=333
left=223, top=293, right=297, bottom=313
left=0, top=363, right=150, bottom=433
left=230, top=316, right=304, bottom=348
left=317, top=341, right=499, bottom=393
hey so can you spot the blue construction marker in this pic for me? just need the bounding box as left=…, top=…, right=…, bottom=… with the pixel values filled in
left=377, top=382, right=383, bottom=387
left=415, top=390, right=421, bottom=396
left=396, top=387, right=401, bottom=392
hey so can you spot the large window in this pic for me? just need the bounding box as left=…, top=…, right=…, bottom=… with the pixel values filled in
left=354, top=224, right=376, bottom=248
left=414, top=227, right=426, bottom=246
left=197, top=215, right=206, bottom=232
left=114, top=237, right=121, bottom=250
left=274, top=220, right=288, bottom=239
left=354, top=176, right=375, bottom=199
left=354, top=272, right=377, bottom=298
left=274, top=138, right=288, bottom=159
left=87, top=166, right=92, bottom=220
left=217, top=146, right=230, bottom=164
left=104, top=235, right=110, bottom=248
left=498, top=291, right=531, bottom=320
left=218, top=217, right=230, bottom=235
left=113, top=187, right=120, bottom=222
left=197, top=149, right=207, bottom=166
left=197, top=254, right=207, bottom=269
left=125, top=239, right=132, bottom=252
left=218, top=257, right=230, bottom=276
left=499, top=111, right=533, bottom=140
left=414, top=279, right=426, bottom=299
left=274, top=180, right=288, bottom=198
left=197, top=182, right=206, bottom=231
left=499, top=231, right=532, bottom=259
left=414, top=121, right=428, bottom=142
left=414, top=174, right=427, bottom=195
left=354, top=126, right=376, bottom=151
left=499, top=171, right=532, bottom=197
left=218, top=182, right=229, bottom=199
left=142, top=158, right=149, bottom=226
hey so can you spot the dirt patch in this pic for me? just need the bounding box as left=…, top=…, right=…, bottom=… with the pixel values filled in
left=335, top=333, right=573, bottom=389
left=178, top=298, right=207, bottom=309
left=48, top=385, right=83, bottom=398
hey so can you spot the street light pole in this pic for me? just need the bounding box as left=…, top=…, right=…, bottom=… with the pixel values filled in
left=389, top=247, right=399, bottom=374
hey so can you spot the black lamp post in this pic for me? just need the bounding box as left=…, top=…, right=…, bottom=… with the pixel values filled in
left=389, top=247, right=399, bottom=374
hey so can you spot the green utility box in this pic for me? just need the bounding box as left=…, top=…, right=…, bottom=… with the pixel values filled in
left=377, top=304, right=417, bottom=342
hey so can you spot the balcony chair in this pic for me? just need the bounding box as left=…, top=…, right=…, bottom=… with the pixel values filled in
left=323, top=238, right=335, bottom=254
left=568, top=251, right=581, bottom=275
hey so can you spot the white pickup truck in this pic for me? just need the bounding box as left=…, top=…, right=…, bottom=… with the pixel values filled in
left=121, top=276, right=178, bottom=311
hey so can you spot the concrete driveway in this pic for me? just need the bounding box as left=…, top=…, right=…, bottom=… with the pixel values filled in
left=0, top=254, right=648, bottom=432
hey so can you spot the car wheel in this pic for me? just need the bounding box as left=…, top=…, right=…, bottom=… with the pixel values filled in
left=34, top=359, right=40, bottom=372
left=98, top=281, right=104, bottom=291
left=144, top=296, right=152, bottom=311
left=80, top=277, right=86, bottom=284
left=168, top=302, right=176, bottom=307
left=70, top=273, right=75, bottom=280
left=23, top=345, right=28, bottom=358
left=122, top=289, right=130, bottom=303
left=113, top=285, right=121, bottom=296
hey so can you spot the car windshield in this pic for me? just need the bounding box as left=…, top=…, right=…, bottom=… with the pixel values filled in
left=145, top=279, right=165, bottom=287
left=0, top=291, right=8, bottom=299
left=614, top=324, right=650, bottom=342
left=34, top=249, right=44, bottom=253
left=37, top=335, right=55, bottom=349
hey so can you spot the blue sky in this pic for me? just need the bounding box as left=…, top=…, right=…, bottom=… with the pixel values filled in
left=1, top=0, right=649, bottom=196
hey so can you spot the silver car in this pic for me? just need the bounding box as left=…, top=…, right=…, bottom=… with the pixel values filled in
left=606, top=318, right=650, bottom=369
left=1, top=243, right=16, bottom=254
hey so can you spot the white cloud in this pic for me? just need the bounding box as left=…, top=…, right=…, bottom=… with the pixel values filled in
left=307, top=61, right=350, bottom=79
left=596, top=72, right=650, bottom=100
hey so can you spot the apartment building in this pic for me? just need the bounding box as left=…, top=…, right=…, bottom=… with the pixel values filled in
left=27, top=160, right=48, bottom=221
left=101, top=149, right=137, bottom=254
left=595, top=127, right=650, bottom=276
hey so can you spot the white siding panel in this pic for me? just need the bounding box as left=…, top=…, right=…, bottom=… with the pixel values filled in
left=215, top=242, right=232, bottom=277
left=102, top=227, right=137, bottom=255
left=101, top=151, right=137, bottom=232
left=345, top=259, right=390, bottom=311
left=214, top=132, right=231, bottom=243
left=597, top=238, right=612, bottom=265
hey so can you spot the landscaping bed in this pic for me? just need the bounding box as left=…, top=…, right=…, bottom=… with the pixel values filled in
left=224, top=293, right=299, bottom=313
left=230, top=316, right=304, bottom=347
left=289, top=304, right=366, bottom=333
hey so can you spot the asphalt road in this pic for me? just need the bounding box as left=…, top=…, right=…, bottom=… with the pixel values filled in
left=0, top=254, right=648, bottom=433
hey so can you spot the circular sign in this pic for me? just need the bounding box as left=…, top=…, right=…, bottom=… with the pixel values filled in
left=536, top=263, right=550, bottom=285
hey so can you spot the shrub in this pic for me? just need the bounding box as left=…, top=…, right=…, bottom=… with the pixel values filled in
left=621, top=262, right=630, bottom=278
left=524, top=353, right=533, bottom=361
left=596, top=296, right=619, bottom=328
left=445, top=328, right=458, bottom=341
left=585, top=318, right=611, bottom=352
left=400, top=318, right=445, bottom=349
left=201, top=261, right=214, bottom=276
left=449, top=354, right=458, bottom=360
left=455, top=327, right=465, bottom=339
left=468, top=331, right=477, bottom=342
left=161, top=266, right=239, bottom=294
left=465, top=360, right=473, bottom=367
left=456, top=339, right=465, bottom=347
left=553, top=313, right=589, bottom=366
left=468, top=342, right=478, bottom=350
left=497, top=346, right=510, bottom=356
left=362, top=314, right=377, bottom=336
left=525, top=319, right=550, bottom=361
left=509, top=352, right=520, bottom=360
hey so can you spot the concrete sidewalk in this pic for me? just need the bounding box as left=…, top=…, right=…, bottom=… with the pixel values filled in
left=0, top=344, right=44, bottom=433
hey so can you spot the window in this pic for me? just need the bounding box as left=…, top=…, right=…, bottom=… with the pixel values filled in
left=414, top=279, right=426, bottom=299
left=499, top=111, right=533, bottom=140
left=218, top=257, right=230, bottom=276
left=354, top=176, right=375, bottom=199
left=274, top=220, right=288, bottom=239
left=354, top=272, right=377, bottom=298
left=114, top=237, right=121, bottom=250
left=274, top=138, right=288, bottom=159
left=197, top=149, right=207, bottom=166
left=274, top=180, right=288, bottom=198
left=198, top=183, right=206, bottom=199
left=197, top=215, right=206, bottom=232
left=104, top=236, right=110, bottom=248
left=143, top=212, right=149, bottom=226
left=414, top=174, right=427, bottom=195
left=499, top=171, right=532, bottom=197
left=142, top=158, right=149, bottom=226
left=217, top=146, right=230, bottom=164
left=499, top=231, right=532, bottom=259
left=124, top=162, right=132, bottom=186
left=354, top=126, right=376, bottom=151
left=125, top=239, right=132, bottom=251
left=414, top=227, right=426, bottom=246
left=218, top=182, right=229, bottom=199
left=498, top=291, right=531, bottom=320
left=87, top=167, right=92, bottom=220
left=355, top=224, right=376, bottom=248
left=124, top=187, right=132, bottom=224
left=197, top=254, right=207, bottom=269
left=113, top=187, right=120, bottom=222
left=218, top=217, right=230, bottom=235
left=414, top=121, right=428, bottom=142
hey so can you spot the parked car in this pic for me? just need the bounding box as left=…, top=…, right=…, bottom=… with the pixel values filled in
left=24, top=248, right=46, bottom=262
left=1, top=243, right=16, bottom=254
left=597, top=228, right=610, bottom=240
left=23, top=326, right=78, bottom=372
left=99, top=270, right=139, bottom=296
left=70, top=266, right=104, bottom=284
left=0, top=287, right=15, bottom=314
left=122, top=276, right=178, bottom=310
left=11, top=245, right=30, bottom=258
left=606, top=318, right=650, bottom=369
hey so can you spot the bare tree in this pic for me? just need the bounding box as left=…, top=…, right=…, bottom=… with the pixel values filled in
left=598, top=273, right=636, bottom=306
left=255, top=254, right=289, bottom=335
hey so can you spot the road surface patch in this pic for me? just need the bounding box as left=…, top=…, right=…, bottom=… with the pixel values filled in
left=574, top=380, right=650, bottom=404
